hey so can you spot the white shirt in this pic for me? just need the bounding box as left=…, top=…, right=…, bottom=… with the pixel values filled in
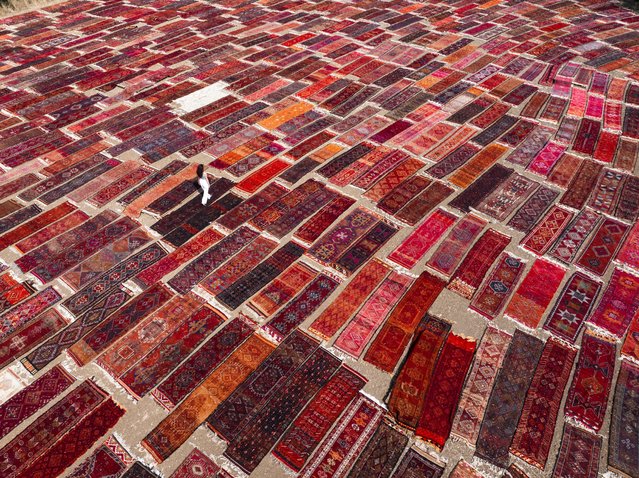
left=198, top=175, right=211, bottom=205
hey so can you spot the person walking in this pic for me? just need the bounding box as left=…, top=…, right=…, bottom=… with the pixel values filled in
left=197, top=164, right=212, bottom=205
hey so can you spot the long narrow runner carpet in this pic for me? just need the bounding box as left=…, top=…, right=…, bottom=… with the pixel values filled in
left=563, top=330, right=615, bottom=433
left=364, top=272, right=446, bottom=373
left=551, top=423, right=601, bottom=478
left=469, top=253, right=525, bottom=320
left=273, top=366, right=366, bottom=472
left=387, top=209, right=457, bottom=269
left=510, top=338, right=577, bottom=470
left=61, top=228, right=152, bottom=291
left=451, top=327, right=512, bottom=446
left=31, top=217, right=140, bottom=283
left=416, top=334, right=476, bottom=450
left=345, top=421, right=409, bottom=478
left=15, top=398, right=125, bottom=478
left=97, top=294, right=203, bottom=378
left=133, top=228, right=222, bottom=289
left=224, top=347, right=341, bottom=473
left=152, top=316, right=255, bottom=410
left=448, top=228, right=511, bottom=299
left=0, top=309, right=66, bottom=370
left=15, top=210, right=117, bottom=273
left=543, top=272, right=602, bottom=343
left=426, top=214, right=486, bottom=277
left=216, top=241, right=305, bottom=310
left=587, top=268, right=639, bottom=338
left=142, top=334, right=275, bottom=462
left=299, top=393, right=384, bottom=478
left=334, top=271, right=413, bottom=358
left=119, top=306, right=225, bottom=399
left=22, top=289, right=131, bottom=373
left=0, top=365, right=74, bottom=439
left=575, top=217, right=629, bottom=276
left=387, top=315, right=450, bottom=430
left=262, top=273, right=339, bottom=341
left=248, top=262, right=318, bottom=317
left=475, top=330, right=544, bottom=467
left=308, top=259, right=390, bottom=340
left=608, top=361, right=639, bottom=478
left=207, top=330, right=319, bottom=442
left=67, top=283, right=173, bottom=366
left=167, top=227, right=258, bottom=294
left=62, top=243, right=167, bottom=318
left=504, top=259, right=566, bottom=330
left=0, top=286, right=61, bottom=340
left=0, top=380, right=109, bottom=478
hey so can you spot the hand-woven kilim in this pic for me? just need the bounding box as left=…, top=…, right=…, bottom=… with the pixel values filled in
left=67, top=283, right=173, bottom=366
left=152, top=316, right=254, bottom=410
left=426, top=213, right=486, bottom=277
left=448, top=228, right=511, bottom=299
left=298, top=393, right=384, bottom=478
left=15, top=210, right=118, bottom=272
left=452, top=327, right=511, bottom=446
left=551, top=423, right=601, bottom=478
left=308, top=259, right=389, bottom=340
left=365, top=272, right=446, bottom=373
left=475, top=330, right=545, bottom=467
left=62, top=243, right=167, bottom=317
left=169, top=448, right=230, bottom=478
left=564, top=330, right=616, bottom=433
left=249, top=262, right=318, bottom=317
left=469, top=253, right=525, bottom=320
left=345, top=420, right=408, bottom=478
left=224, top=347, right=341, bottom=473
left=273, top=366, right=365, bottom=472
left=0, top=286, right=61, bottom=340
left=97, top=294, right=203, bottom=378
left=575, top=217, right=629, bottom=277
left=143, top=334, right=275, bottom=462
left=62, top=228, right=152, bottom=291
left=387, top=209, right=457, bottom=269
left=1, top=0, right=639, bottom=475
left=387, top=315, right=450, bottom=430
left=510, top=338, right=577, bottom=470
left=207, top=330, right=319, bottom=442
left=67, top=436, right=132, bottom=478
left=0, top=379, right=108, bottom=477
left=18, top=398, right=125, bottom=478
left=0, top=365, right=74, bottom=439
left=119, top=306, right=224, bottom=399
left=543, top=272, right=602, bottom=343
left=587, top=268, right=639, bottom=338
left=334, top=271, right=413, bottom=358
left=262, top=273, right=339, bottom=341
left=504, top=259, right=566, bottom=329
left=416, top=334, right=476, bottom=450
left=608, top=361, right=639, bottom=478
